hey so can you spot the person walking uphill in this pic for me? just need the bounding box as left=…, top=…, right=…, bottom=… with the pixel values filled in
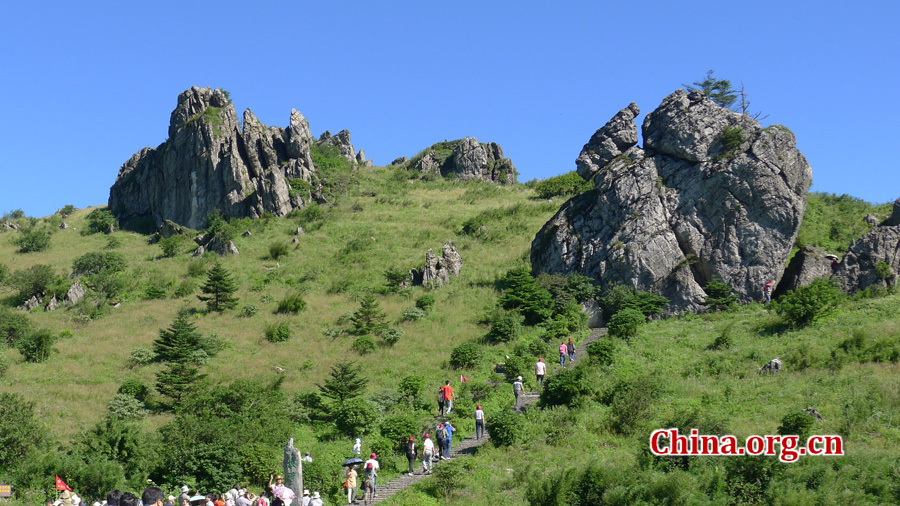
left=435, top=424, right=447, bottom=461
left=405, top=437, right=417, bottom=474
left=513, top=376, right=524, bottom=407
left=364, top=453, right=380, bottom=497
left=444, top=421, right=455, bottom=458
left=559, top=342, right=568, bottom=366
left=535, top=358, right=546, bottom=386
left=474, top=405, right=486, bottom=440
left=345, top=465, right=358, bottom=504
left=422, top=433, right=435, bottom=474
left=764, top=281, right=774, bottom=304
left=567, top=337, right=576, bottom=363
left=439, top=380, right=454, bottom=415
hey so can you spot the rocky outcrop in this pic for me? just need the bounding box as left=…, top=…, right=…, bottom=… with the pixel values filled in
left=22, top=296, right=41, bottom=311
left=835, top=198, right=900, bottom=291
left=391, top=156, right=408, bottom=166
left=773, top=246, right=835, bottom=298
left=410, top=241, right=463, bottom=287
left=108, top=87, right=319, bottom=230
left=45, top=296, right=59, bottom=311
left=409, top=138, right=517, bottom=184
left=318, top=129, right=369, bottom=166
left=65, top=281, right=86, bottom=305
left=532, top=90, right=812, bottom=312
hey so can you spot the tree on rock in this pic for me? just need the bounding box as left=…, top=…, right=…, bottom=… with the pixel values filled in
left=318, top=361, right=366, bottom=404
left=685, top=70, right=737, bottom=109
left=198, top=261, right=238, bottom=312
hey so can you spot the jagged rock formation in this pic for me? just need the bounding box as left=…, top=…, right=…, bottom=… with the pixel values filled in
left=835, top=198, right=900, bottom=291
left=410, top=241, right=463, bottom=287
left=109, top=86, right=321, bottom=229
left=317, top=129, right=369, bottom=166
left=532, top=90, right=812, bottom=312
left=65, top=281, right=85, bottom=305
left=408, top=137, right=517, bottom=184
left=774, top=246, right=835, bottom=298
left=391, top=156, right=408, bottom=166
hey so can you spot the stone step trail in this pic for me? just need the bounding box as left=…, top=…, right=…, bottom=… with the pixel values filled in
left=368, top=327, right=608, bottom=504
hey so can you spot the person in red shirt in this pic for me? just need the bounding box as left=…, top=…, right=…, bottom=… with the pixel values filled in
left=439, top=380, right=454, bottom=415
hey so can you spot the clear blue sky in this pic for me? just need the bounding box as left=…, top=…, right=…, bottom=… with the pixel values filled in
left=2, top=0, right=897, bottom=217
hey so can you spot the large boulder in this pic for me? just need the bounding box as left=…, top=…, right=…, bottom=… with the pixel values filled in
left=773, top=246, right=835, bottom=298
left=410, top=138, right=517, bottom=184
left=532, top=90, right=812, bottom=312
left=410, top=241, right=463, bottom=287
left=835, top=198, right=900, bottom=291
left=108, top=87, right=318, bottom=230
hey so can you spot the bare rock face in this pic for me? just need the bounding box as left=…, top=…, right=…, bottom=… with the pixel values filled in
left=409, top=138, right=517, bottom=184
left=410, top=240, right=463, bottom=287
left=391, top=156, right=408, bottom=166
left=532, top=90, right=812, bottom=312
left=774, top=246, right=835, bottom=298
left=45, top=296, right=59, bottom=311
left=835, top=198, right=900, bottom=291
left=109, top=87, right=318, bottom=230
left=65, top=281, right=86, bottom=305
left=23, top=296, right=41, bottom=311
left=318, top=129, right=363, bottom=165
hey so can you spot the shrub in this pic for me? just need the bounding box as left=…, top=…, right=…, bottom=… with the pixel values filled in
left=275, top=292, right=307, bottom=314
left=720, top=125, right=745, bottom=153
left=450, top=342, right=482, bottom=368
left=128, top=346, right=155, bottom=367
left=174, top=278, right=198, bottom=297
left=487, top=410, right=522, bottom=447
left=498, top=268, right=554, bottom=324
left=143, top=271, right=174, bottom=299
left=875, top=261, right=894, bottom=281
left=107, top=393, right=148, bottom=420
left=239, top=304, right=259, bottom=318
left=269, top=241, right=290, bottom=260
left=380, top=327, right=403, bottom=346
left=382, top=267, right=410, bottom=292
left=415, top=294, right=435, bottom=311
left=84, top=208, right=117, bottom=235
left=0, top=307, right=31, bottom=345
left=485, top=310, right=523, bottom=344
left=288, top=178, right=312, bottom=198
left=16, top=328, right=56, bottom=362
left=401, top=307, right=427, bottom=322
left=774, top=278, right=844, bottom=327
left=540, top=367, right=591, bottom=408
left=186, top=259, right=207, bottom=278
left=599, top=284, right=668, bottom=319
left=586, top=339, right=615, bottom=366
left=73, top=252, right=127, bottom=276
left=9, top=264, right=58, bottom=301
left=533, top=171, right=590, bottom=199
left=709, top=322, right=734, bottom=350
left=605, top=376, right=659, bottom=435
left=380, top=413, right=421, bottom=455
left=703, top=278, right=738, bottom=311
left=0, top=351, right=7, bottom=378
left=398, top=375, right=425, bottom=404
left=608, top=308, right=644, bottom=339
left=352, top=335, right=377, bottom=355
left=503, top=354, right=530, bottom=385
left=334, top=397, right=380, bottom=437
left=159, top=235, right=190, bottom=258
left=59, top=204, right=76, bottom=217
left=777, top=411, right=816, bottom=438
left=265, top=322, right=292, bottom=343
left=528, top=337, right=552, bottom=358
left=0, top=263, right=7, bottom=285
left=104, top=235, right=122, bottom=249
left=117, top=379, right=149, bottom=401
left=351, top=295, right=388, bottom=335
left=18, top=228, right=51, bottom=252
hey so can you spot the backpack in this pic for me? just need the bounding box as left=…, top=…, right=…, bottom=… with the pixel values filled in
left=437, top=427, right=447, bottom=440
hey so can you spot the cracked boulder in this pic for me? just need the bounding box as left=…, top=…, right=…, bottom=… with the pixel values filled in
left=531, top=90, right=812, bottom=312
left=835, top=198, right=900, bottom=291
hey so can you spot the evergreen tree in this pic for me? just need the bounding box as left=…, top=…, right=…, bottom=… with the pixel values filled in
left=153, top=312, right=204, bottom=363
left=155, top=362, right=206, bottom=407
left=198, top=261, right=239, bottom=311
left=350, top=295, right=388, bottom=335
left=498, top=267, right=554, bottom=325
left=685, top=70, right=737, bottom=109
left=317, top=361, right=366, bottom=403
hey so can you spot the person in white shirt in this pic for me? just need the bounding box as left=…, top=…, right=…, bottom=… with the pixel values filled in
left=422, top=434, right=435, bottom=474
left=474, top=405, right=486, bottom=440
left=302, top=452, right=312, bottom=463
left=535, top=358, right=547, bottom=386
left=353, top=438, right=361, bottom=456
left=513, top=376, right=525, bottom=407
left=299, top=491, right=310, bottom=506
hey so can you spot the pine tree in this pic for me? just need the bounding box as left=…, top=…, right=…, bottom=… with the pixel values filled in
left=317, top=361, right=366, bottom=403
left=198, top=261, right=238, bottom=312
left=350, top=295, right=388, bottom=335
left=153, top=312, right=204, bottom=363
left=155, top=362, right=206, bottom=407
left=685, top=70, right=737, bottom=109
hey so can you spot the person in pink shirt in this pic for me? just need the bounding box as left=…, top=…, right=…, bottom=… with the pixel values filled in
left=559, top=342, right=568, bottom=366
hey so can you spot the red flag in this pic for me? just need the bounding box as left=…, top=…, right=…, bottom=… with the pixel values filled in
left=460, top=375, right=469, bottom=383
left=55, top=475, right=71, bottom=491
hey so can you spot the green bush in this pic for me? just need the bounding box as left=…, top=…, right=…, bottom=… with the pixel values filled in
left=73, top=252, right=127, bottom=276
left=0, top=392, right=45, bottom=471
left=104, top=235, right=122, bottom=249
left=720, top=125, right=745, bottom=153
left=9, top=264, right=58, bottom=302
left=450, top=342, right=482, bottom=368
left=398, top=375, right=425, bottom=404
left=380, top=413, right=421, bottom=455
left=351, top=295, right=388, bottom=335
left=275, top=292, right=307, bottom=314
left=174, top=278, right=198, bottom=297
left=599, top=284, right=668, bottom=319
left=117, top=379, right=149, bottom=401
left=128, top=346, right=155, bottom=367
left=239, top=304, right=259, bottom=318
left=16, top=328, right=56, bottom=362
left=84, top=208, right=117, bottom=235
left=485, top=310, right=523, bottom=344
left=0, top=263, right=7, bottom=285
left=269, top=241, right=290, bottom=260
left=159, top=235, right=191, bottom=258
left=381, top=327, right=403, bottom=346
left=774, top=278, right=844, bottom=327
left=0, top=307, right=31, bottom=345
left=604, top=376, right=659, bottom=435
left=533, top=171, right=591, bottom=199
left=608, top=308, right=645, bottom=339
left=703, top=278, right=738, bottom=311
left=540, top=367, right=591, bottom=408
left=709, top=322, right=735, bottom=350
left=186, top=259, right=208, bottom=278
left=528, top=337, right=553, bottom=359
left=288, top=178, right=312, bottom=198
left=415, top=294, right=436, bottom=311
left=334, top=397, right=380, bottom=437
left=875, top=261, right=894, bottom=281
left=383, top=267, right=410, bottom=292
left=401, top=307, right=427, bottom=322
left=265, top=322, right=292, bottom=343
left=487, top=410, right=522, bottom=447
left=777, top=411, right=816, bottom=438
left=586, top=339, right=615, bottom=366
left=18, top=228, right=51, bottom=252
left=503, top=354, right=530, bottom=385
left=498, top=267, right=554, bottom=324
left=0, top=351, right=7, bottom=377
left=59, top=204, right=76, bottom=217
left=352, top=335, right=377, bottom=355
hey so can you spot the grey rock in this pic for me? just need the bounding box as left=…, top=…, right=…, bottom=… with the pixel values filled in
left=864, top=214, right=878, bottom=226
left=23, top=296, right=41, bottom=311
left=410, top=240, right=463, bottom=287
left=3, top=222, right=18, bottom=231
left=45, top=296, right=59, bottom=311
left=242, top=230, right=252, bottom=237
left=773, top=246, right=836, bottom=298
left=532, top=90, right=812, bottom=312
left=803, top=407, right=824, bottom=421
left=317, top=129, right=358, bottom=164
left=193, top=245, right=206, bottom=257
left=580, top=299, right=604, bottom=328
left=575, top=103, right=640, bottom=180
left=65, top=281, right=86, bottom=305
left=391, top=156, right=408, bottom=166
left=835, top=197, right=900, bottom=292
left=108, top=86, right=318, bottom=230
left=758, top=358, right=783, bottom=374
left=411, top=138, right=517, bottom=184
left=59, top=222, right=69, bottom=230
left=296, top=226, right=305, bottom=236
left=206, top=237, right=239, bottom=256
left=414, top=151, right=442, bottom=175
left=292, top=235, right=300, bottom=244
left=159, top=219, right=188, bottom=238
left=441, top=240, right=463, bottom=277
left=356, top=149, right=367, bottom=165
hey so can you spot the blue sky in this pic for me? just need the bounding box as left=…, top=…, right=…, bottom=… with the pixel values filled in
left=1, top=1, right=897, bottom=217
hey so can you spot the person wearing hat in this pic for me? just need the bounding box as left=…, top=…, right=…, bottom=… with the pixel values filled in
left=422, top=433, right=434, bottom=474
left=268, top=475, right=296, bottom=506
left=363, top=462, right=376, bottom=505
left=308, top=493, right=322, bottom=506
left=435, top=423, right=446, bottom=461
left=352, top=438, right=361, bottom=457
left=443, top=421, right=455, bottom=459
left=405, top=436, right=417, bottom=474
left=363, top=452, right=380, bottom=496
left=165, top=495, right=175, bottom=506
left=535, top=358, right=546, bottom=386
left=178, top=487, right=190, bottom=506
left=474, top=405, right=486, bottom=440
left=298, top=491, right=309, bottom=506
left=302, top=451, right=313, bottom=463
left=513, top=376, right=524, bottom=407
